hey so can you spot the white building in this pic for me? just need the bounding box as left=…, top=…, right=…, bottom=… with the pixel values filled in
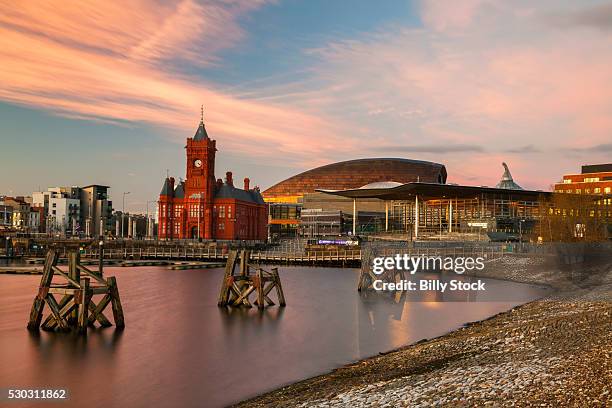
left=48, top=196, right=80, bottom=234
left=33, top=187, right=82, bottom=235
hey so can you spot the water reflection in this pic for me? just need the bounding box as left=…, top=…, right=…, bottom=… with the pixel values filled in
left=218, top=305, right=285, bottom=323
left=0, top=266, right=548, bottom=408
left=218, top=306, right=285, bottom=342
left=27, top=327, right=124, bottom=355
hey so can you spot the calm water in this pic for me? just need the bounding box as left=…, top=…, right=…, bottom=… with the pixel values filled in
left=0, top=266, right=549, bottom=407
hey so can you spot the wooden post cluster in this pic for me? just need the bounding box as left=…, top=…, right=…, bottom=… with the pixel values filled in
left=357, top=246, right=405, bottom=291
left=217, top=250, right=286, bottom=309
left=27, top=249, right=125, bottom=333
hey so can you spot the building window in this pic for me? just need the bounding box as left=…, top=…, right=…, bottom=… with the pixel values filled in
left=220, top=206, right=225, bottom=218
left=594, top=188, right=601, bottom=194
left=228, top=206, right=232, bottom=219
left=575, top=189, right=581, bottom=194
left=563, top=179, right=572, bottom=184
left=605, top=187, right=611, bottom=194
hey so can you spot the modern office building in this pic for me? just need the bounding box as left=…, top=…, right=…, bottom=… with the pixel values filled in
left=554, top=163, right=612, bottom=196
left=157, top=110, right=267, bottom=241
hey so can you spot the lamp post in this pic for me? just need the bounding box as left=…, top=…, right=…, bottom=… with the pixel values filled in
left=98, top=239, right=104, bottom=275
left=122, top=192, right=130, bottom=239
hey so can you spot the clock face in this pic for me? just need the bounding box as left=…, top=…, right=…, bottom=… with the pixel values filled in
left=194, top=159, right=202, bottom=168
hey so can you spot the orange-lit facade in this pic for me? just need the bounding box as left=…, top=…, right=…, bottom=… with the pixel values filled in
left=263, top=158, right=447, bottom=237
left=554, top=164, right=612, bottom=197
left=157, top=116, right=267, bottom=241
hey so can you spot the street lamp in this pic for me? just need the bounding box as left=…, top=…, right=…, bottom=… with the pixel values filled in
left=121, top=192, right=131, bottom=238
left=98, top=239, right=104, bottom=275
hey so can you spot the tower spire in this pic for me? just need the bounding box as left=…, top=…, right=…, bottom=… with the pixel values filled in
left=193, top=105, right=209, bottom=141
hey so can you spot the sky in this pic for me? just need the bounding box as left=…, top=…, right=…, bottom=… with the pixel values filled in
left=0, top=0, right=611, bottom=213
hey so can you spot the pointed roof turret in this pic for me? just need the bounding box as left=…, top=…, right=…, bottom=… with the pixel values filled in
left=495, top=162, right=523, bottom=190
left=160, top=177, right=174, bottom=196
left=193, top=105, right=209, bottom=141
left=174, top=181, right=185, bottom=199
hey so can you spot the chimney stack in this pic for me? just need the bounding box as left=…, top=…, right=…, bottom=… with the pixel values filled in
left=225, top=171, right=233, bottom=187
left=244, top=177, right=250, bottom=191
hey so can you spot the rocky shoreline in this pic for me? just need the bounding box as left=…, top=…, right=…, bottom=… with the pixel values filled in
left=237, top=254, right=612, bottom=407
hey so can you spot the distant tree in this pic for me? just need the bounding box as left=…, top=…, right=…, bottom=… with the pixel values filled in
left=535, top=193, right=610, bottom=242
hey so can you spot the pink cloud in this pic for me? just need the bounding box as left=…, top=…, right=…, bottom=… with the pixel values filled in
left=1, top=0, right=610, bottom=191
left=279, top=0, right=612, bottom=189
left=0, top=0, right=349, bottom=166
left=420, top=0, right=491, bottom=32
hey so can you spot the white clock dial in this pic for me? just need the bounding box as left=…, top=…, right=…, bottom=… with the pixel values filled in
left=194, top=159, right=202, bottom=168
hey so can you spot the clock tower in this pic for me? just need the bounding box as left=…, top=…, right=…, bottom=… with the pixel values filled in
left=184, top=106, right=217, bottom=239
left=157, top=106, right=268, bottom=242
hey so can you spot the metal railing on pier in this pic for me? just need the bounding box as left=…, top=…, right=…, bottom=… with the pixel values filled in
left=81, top=246, right=363, bottom=266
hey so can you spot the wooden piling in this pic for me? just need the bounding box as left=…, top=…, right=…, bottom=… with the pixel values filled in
left=77, top=278, right=90, bottom=334
left=108, top=277, right=125, bottom=329
left=27, top=250, right=58, bottom=330
left=26, top=249, right=125, bottom=333
left=68, top=252, right=80, bottom=324
left=217, top=250, right=286, bottom=309
left=271, top=267, right=286, bottom=306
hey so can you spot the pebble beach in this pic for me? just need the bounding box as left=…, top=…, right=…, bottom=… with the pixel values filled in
left=237, top=253, right=612, bottom=407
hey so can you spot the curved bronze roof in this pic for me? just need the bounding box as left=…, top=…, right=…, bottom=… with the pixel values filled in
left=263, top=158, right=447, bottom=202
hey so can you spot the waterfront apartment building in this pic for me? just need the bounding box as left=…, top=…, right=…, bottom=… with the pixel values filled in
left=80, top=185, right=112, bottom=237
left=33, top=187, right=78, bottom=234
left=32, top=185, right=112, bottom=237
left=158, top=112, right=267, bottom=241
left=554, top=164, right=612, bottom=196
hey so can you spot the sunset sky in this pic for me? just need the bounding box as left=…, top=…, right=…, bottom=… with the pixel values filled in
left=1, top=0, right=611, bottom=212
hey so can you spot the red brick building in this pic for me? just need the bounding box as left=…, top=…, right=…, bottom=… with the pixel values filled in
left=554, top=163, right=612, bottom=196
left=157, top=113, right=267, bottom=241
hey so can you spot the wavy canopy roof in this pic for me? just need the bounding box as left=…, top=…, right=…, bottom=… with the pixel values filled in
left=263, top=158, right=447, bottom=202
